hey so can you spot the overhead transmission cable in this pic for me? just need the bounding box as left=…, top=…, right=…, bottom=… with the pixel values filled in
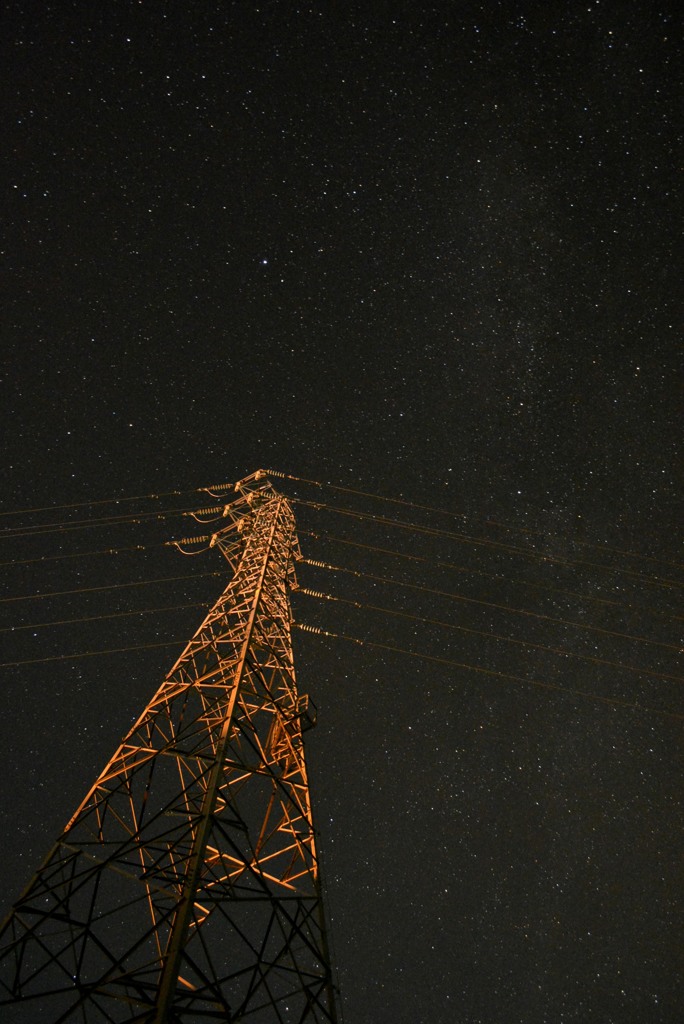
left=0, top=505, right=201, bottom=541
left=1, top=628, right=681, bottom=723
left=0, top=481, right=234, bottom=520
left=4, top=467, right=679, bottom=570
left=268, top=470, right=684, bottom=571
left=292, top=498, right=683, bottom=591
left=297, top=587, right=682, bottom=683
left=0, top=571, right=224, bottom=605
left=301, top=528, right=684, bottom=622
left=301, top=557, right=681, bottom=652
left=0, top=639, right=184, bottom=668
left=5, top=573, right=677, bottom=681
left=191, top=495, right=682, bottom=597
left=299, top=533, right=683, bottom=626
left=0, top=526, right=235, bottom=569
left=0, top=542, right=159, bottom=568
left=265, top=470, right=470, bottom=522
left=293, top=623, right=684, bottom=722
left=484, top=518, right=684, bottom=571
left=2, top=468, right=680, bottom=573
left=0, top=602, right=207, bottom=634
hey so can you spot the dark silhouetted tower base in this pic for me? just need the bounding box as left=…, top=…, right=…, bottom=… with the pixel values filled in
left=0, top=472, right=338, bottom=1022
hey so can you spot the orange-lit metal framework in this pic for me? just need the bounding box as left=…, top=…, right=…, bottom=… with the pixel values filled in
left=0, top=472, right=338, bottom=1022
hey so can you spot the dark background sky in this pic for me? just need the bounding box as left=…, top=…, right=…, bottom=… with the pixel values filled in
left=0, top=2, right=682, bottom=1022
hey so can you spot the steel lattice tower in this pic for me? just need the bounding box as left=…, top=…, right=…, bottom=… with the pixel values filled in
left=0, top=472, right=338, bottom=1022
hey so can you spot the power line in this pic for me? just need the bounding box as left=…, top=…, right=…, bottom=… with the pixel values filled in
left=297, top=588, right=683, bottom=683
left=3, top=623, right=679, bottom=723
left=0, top=602, right=206, bottom=634
left=0, top=638, right=184, bottom=668
left=302, top=557, right=681, bottom=652
left=2, top=468, right=681, bottom=574
left=0, top=543, right=155, bottom=568
left=1, top=515, right=675, bottom=648
left=5, top=565, right=676, bottom=685
left=0, top=482, right=234, bottom=520
left=0, top=521, right=672, bottom=627
left=300, top=532, right=683, bottom=628
left=294, top=623, right=684, bottom=722
left=484, top=518, right=684, bottom=572
left=270, top=470, right=684, bottom=571
left=300, top=531, right=681, bottom=622
left=293, top=499, right=683, bottom=591
left=4, top=565, right=676, bottom=677
left=0, top=571, right=224, bottom=605
left=0, top=506, right=197, bottom=541
left=266, top=470, right=470, bottom=521
left=0, top=523, right=239, bottom=570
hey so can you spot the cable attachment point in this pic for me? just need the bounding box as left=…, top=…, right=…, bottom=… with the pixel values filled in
left=202, top=482, right=234, bottom=496
left=295, top=623, right=332, bottom=637
left=166, top=535, right=211, bottom=547
left=303, top=557, right=354, bottom=574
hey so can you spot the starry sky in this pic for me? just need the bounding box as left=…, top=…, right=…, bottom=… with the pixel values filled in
left=1, top=2, right=682, bottom=1022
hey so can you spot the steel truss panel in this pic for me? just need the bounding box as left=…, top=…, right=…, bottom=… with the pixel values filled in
left=0, top=479, right=338, bottom=1023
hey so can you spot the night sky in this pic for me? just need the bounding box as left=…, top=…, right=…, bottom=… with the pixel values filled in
left=1, top=3, right=682, bottom=1023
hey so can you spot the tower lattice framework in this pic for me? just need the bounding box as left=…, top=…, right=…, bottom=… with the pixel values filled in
left=0, top=472, right=338, bottom=1022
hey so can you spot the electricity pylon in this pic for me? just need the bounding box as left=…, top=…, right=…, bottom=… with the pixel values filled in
left=0, top=471, right=338, bottom=1022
